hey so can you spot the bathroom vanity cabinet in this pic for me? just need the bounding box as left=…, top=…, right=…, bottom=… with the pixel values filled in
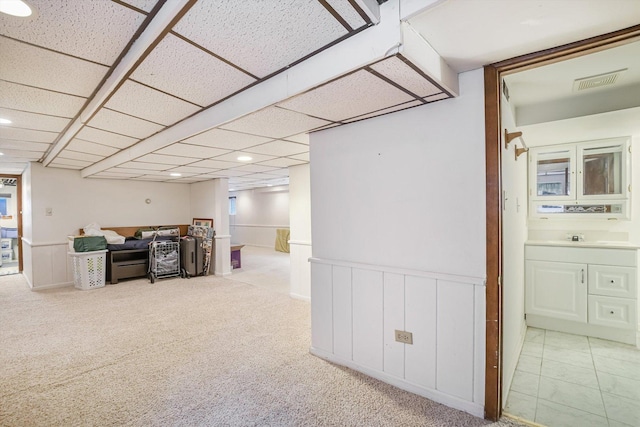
left=525, top=242, right=639, bottom=345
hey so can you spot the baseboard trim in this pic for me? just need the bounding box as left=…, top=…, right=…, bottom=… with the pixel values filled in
left=32, top=281, right=73, bottom=291
left=289, top=292, right=310, bottom=302
left=309, top=347, right=484, bottom=418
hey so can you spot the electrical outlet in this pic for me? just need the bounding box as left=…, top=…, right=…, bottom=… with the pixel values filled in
left=394, top=330, right=413, bottom=345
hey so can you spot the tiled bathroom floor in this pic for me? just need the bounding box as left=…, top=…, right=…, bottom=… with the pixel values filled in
left=505, top=328, right=640, bottom=427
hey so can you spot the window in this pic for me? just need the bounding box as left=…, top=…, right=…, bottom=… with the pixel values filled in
left=529, top=137, right=630, bottom=218
left=229, top=196, right=236, bottom=215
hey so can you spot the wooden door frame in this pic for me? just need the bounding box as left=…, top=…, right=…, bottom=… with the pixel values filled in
left=483, top=24, right=640, bottom=421
left=0, top=174, right=23, bottom=272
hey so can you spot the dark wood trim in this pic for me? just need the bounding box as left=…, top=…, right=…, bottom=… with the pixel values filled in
left=347, top=0, right=373, bottom=25
left=483, top=23, right=640, bottom=422
left=318, top=0, right=354, bottom=32
left=364, top=67, right=427, bottom=103
left=484, top=65, right=502, bottom=422
left=111, top=0, right=148, bottom=15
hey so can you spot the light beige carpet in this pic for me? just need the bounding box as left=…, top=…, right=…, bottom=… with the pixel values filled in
left=0, top=269, right=526, bottom=426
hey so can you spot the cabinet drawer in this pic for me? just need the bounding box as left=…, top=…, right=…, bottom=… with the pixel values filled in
left=588, top=295, right=637, bottom=330
left=589, top=265, right=637, bottom=298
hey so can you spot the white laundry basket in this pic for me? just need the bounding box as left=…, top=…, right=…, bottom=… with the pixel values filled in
left=69, top=250, right=107, bottom=290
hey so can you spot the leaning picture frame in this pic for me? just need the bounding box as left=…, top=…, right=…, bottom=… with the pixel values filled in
left=192, top=218, right=213, bottom=227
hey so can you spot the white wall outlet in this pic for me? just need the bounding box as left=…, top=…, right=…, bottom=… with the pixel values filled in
left=45, top=207, right=53, bottom=216
left=394, top=330, right=413, bottom=345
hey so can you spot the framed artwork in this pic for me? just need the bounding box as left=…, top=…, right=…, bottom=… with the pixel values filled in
left=192, top=218, right=213, bottom=227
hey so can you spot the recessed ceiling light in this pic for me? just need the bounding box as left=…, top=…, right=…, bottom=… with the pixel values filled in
left=169, top=172, right=182, bottom=177
left=229, top=189, right=235, bottom=192
left=0, top=0, right=33, bottom=17
left=0, top=118, right=12, bottom=125
left=237, top=156, right=252, bottom=162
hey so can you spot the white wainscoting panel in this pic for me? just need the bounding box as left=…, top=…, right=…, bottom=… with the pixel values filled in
left=24, top=240, right=74, bottom=289
left=310, top=257, right=486, bottom=417
left=333, top=265, right=353, bottom=360
left=352, top=268, right=384, bottom=371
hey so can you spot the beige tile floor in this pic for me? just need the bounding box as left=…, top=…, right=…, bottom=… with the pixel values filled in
left=505, top=328, right=640, bottom=427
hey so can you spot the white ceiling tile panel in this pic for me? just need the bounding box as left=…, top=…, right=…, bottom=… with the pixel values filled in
left=87, top=175, right=133, bottom=180
left=325, top=0, right=367, bottom=29
left=105, top=80, right=201, bottom=126
left=0, top=37, right=109, bottom=97
left=182, top=129, right=273, bottom=150
left=87, top=109, right=164, bottom=139
left=118, top=0, right=160, bottom=13
left=110, top=167, right=162, bottom=175
left=425, top=93, right=451, bottom=102
left=154, top=143, right=230, bottom=159
left=203, top=170, right=252, bottom=178
left=277, top=70, right=415, bottom=121
left=92, top=171, right=143, bottom=178
left=173, top=0, right=348, bottom=77
left=132, top=34, right=257, bottom=107
left=289, top=152, right=310, bottom=162
left=212, top=151, right=276, bottom=164
left=134, top=153, right=193, bottom=166
left=118, top=161, right=171, bottom=171
left=56, top=150, right=104, bottom=163
left=0, top=149, right=44, bottom=160
left=49, top=163, right=83, bottom=170
left=220, top=107, right=331, bottom=138
left=343, top=100, right=423, bottom=123
left=66, top=139, right=119, bottom=157
left=245, top=140, right=308, bottom=157
left=228, top=164, right=279, bottom=174
left=0, top=0, right=147, bottom=64
left=257, top=157, right=306, bottom=168
left=0, top=140, right=50, bottom=152
left=370, top=57, right=443, bottom=98
left=187, top=159, right=240, bottom=169
left=165, top=166, right=218, bottom=174
left=0, top=108, right=70, bottom=133
left=50, top=158, right=91, bottom=167
left=76, top=127, right=139, bottom=149
left=282, top=133, right=309, bottom=144
left=0, top=80, right=85, bottom=118
left=0, top=127, right=58, bottom=143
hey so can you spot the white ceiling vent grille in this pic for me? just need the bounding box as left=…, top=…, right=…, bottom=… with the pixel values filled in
left=573, top=69, right=626, bottom=92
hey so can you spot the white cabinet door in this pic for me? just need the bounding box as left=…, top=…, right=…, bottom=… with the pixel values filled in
left=526, top=260, right=588, bottom=322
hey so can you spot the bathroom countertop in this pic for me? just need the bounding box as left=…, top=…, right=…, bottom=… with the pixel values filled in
left=526, top=240, right=640, bottom=249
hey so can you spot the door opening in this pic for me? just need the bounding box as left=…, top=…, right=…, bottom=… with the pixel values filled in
left=0, top=175, right=22, bottom=276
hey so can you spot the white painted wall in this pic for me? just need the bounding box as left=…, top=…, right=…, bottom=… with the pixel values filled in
left=500, top=90, right=529, bottom=406
left=23, top=162, right=191, bottom=289
left=310, top=69, right=487, bottom=417
left=229, top=186, right=289, bottom=248
left=289, top=164, right=311, bottom=300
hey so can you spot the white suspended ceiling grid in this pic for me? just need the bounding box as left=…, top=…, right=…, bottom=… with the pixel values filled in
left=0, top=0, right=455, bottom=187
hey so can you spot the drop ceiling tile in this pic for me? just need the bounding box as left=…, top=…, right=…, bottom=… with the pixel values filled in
left=228, top=164, right=279, bottom=174
left=134, top=153, right=194, bottom=166
left=370, top=56, right=443, bottom=98
left=213, top=151, right=276, bottom=164
left=0, top=80, right=85, bottom=118
left=165, top=166, right=217, bottom=174
left=0, top=149, right=44, bottom=160
left=343, top=100, right=423, bottom=123
left=289, top=152, right=310, bottom=162
left=0, top=108, right=70, bottom=133
left=203, top=170, right=252, bottom=178
left=154, top=143, right=230, bottom=159
left=220, top=107, right=331, bottom=138
left=0, top=37, right=109, bottom=97
left=188, top=159, right=240, bottom=169
left=132, top=33, right=256, bottom=106
left=325, top=0, right=367, bottom=29
left=76, top=127, right=139, bottom=149
left=0, top=140, right=50, bottom=152
left=0, top=127, right=58, bottom=143
left=87, top=109, right=164, bottom=139
left=182, top=128, right=273, bottom=150
left=119, top=0, right=160, bottom=13
left=245, top=140, right=308, bottom=157
left=57, top=150, right=104, bottom=163
left=49, top=163, right=83, bottom=170
left=277, top=70, right=415, bottom=121
left=0, top=0, right=147, bottom=64
left=174, top=0, right=348, bottom=77
left=282, top=133, right=309, bottom=144
left=92, top=171, right=143, bottom=178
left=66, top=139, right=119, bottom=157
left=87, top=175, right=131, bottom=180
left=118, top=162, right=170, bottom=171
left=257, top=157, right=306, bottom=168
left=50, top=158, right=92, bottom=168
left=105, top=80, right=201, bottom=126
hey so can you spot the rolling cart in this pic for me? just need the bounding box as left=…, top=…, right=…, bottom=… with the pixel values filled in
left=148, top=238, right=181, bottom=283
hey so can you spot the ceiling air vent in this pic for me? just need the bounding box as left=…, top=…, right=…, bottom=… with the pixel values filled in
left=573, top=69, right=626, bottom=92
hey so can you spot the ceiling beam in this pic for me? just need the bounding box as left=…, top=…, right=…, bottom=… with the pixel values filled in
left=42, top=0, right=197, bottom=167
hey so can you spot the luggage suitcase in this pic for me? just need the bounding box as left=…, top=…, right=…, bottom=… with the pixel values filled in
left=180, top=235, right=203, bottom=278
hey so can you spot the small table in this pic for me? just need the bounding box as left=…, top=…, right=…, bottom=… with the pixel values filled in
left=230, top=245, right=244, bottom=269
